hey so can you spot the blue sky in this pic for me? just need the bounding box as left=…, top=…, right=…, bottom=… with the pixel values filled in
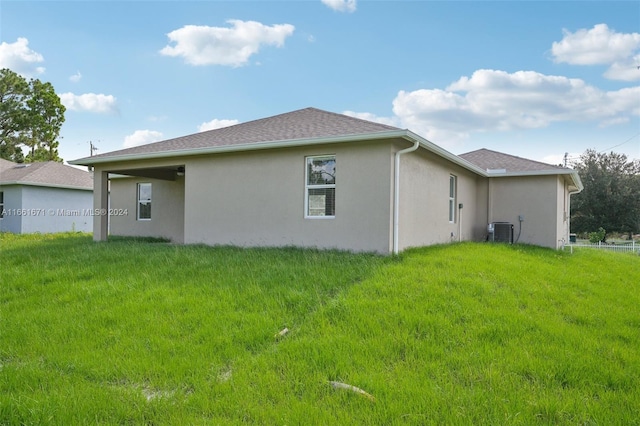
left=1, top=1, right=639, bottom=166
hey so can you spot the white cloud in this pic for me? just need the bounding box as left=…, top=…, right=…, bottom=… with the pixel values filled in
left=603, top=86, right=640, bottom=118
left=603, top=54, right=640, bottom=81
left=123, top=130, right=163, bottom=148
left=59, top=92, right=118, bottom=114
left=551, top=24, right=640, bottom=81
left=0, top=37, right=45, bottom=77
left=69, top=71, right=82, bottom=82
left=159, top=20, right=295, bottom=67
left=342, top=111, right=400, bottom=128
left=350, top=69, right=639, bottom=148
left=197, top=118, right=240, bottom=132
left=321, top=0, right=357, bottom=13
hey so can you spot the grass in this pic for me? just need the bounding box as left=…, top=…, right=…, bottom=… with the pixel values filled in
left=1, top=233, right=638, bottom=424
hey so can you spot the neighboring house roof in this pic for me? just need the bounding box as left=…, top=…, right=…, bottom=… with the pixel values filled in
left=0, top=161, right=93, bottom=190
left=74, top=107, right=402, bottom=163
left=0, top=158, right=16, bottom=173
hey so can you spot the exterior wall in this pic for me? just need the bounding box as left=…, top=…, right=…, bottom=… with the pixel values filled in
left=397, top=145, right=486, bottom=250
left=88, top=140, right=570, bottom=253
left=0, top=185, right=92, bottom=233
left=110, top=176, right=185, bottom=243
left=489, top=175, right=563, bottom=249
left=0, top=186, right=23, bottom=233
left=183, top=141, right=394, bottom=253
left=473, top=178, right=490, bottom=240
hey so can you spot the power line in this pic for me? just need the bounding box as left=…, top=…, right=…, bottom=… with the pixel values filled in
left=598, top=132, right=640, bottom=154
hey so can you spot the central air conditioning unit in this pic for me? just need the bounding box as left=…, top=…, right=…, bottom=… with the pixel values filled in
left=487, top=222, right=514, bottom=243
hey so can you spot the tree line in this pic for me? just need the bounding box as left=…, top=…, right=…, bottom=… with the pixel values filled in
left=571, top=149, right=640, bottom=238
left=0, top=68, right=65, bottom=162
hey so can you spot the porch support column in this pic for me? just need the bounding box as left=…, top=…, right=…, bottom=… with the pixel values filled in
left=93, top=170, right=109, bottom=241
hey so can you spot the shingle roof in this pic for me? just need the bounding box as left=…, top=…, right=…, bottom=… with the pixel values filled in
left=77, top=107, right=402, bottom=163
left=459, top=148, right=566, bottom=173
left=0, top=158, right=16, bottom=173
left=0, top=161, right=93, bottom=190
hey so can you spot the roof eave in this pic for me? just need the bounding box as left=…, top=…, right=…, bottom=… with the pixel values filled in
left=67, top=129, right=585, bottom=192
left=569, top=172, right=584, bottom=193
left=0, top=181, right=93, bottom=191
left=406, top=131, right=487, bottom=175
left=69, top=130, right=410, bottom=166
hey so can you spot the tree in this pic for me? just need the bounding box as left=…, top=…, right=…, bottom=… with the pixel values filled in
left=24, top=79, right=65, bottom=162
left=0, top=68, right=65, bottom=162
left=571, top=149, right=640, bottom=237
left=0, top=68, right=29, bottom=162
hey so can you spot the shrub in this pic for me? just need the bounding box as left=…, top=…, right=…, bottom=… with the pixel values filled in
left=588, top=227, right=606, bottom=243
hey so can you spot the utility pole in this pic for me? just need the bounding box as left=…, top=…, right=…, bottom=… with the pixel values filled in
left=89, top=141, right=99, bottom=157
left=87, top=141, right=99, bottom=172
left=563, top=152, right=568, bottom=168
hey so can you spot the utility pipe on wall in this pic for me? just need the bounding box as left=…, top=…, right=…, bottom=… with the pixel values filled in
left=393, top=138, right=420, bottom=255
left=458, top=203, right=463, bottom=242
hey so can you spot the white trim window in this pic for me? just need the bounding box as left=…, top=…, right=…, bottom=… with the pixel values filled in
left=305, top=155, right=336, bottom=218
left=0, top=191, right=3, bottom=219
left=137, top=183, right=152, bottom=220
left=448, top=175, right=457, bottom=223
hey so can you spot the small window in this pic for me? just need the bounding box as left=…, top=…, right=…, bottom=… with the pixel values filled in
left=305, top=155, right=335, bottom=218
left=137, top=183, right=152, bottom=220
left=0, top=191, right=4, bottom=219
left=448, top=175, right=457, bottom=223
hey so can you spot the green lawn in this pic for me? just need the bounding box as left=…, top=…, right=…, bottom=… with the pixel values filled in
left=1, top=233, right=638, bottom=425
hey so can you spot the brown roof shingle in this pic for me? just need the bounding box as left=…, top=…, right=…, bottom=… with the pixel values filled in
left=77, top=107, right=401, bottom=162
left=459, top=148, right=566, bottom=173
left=74, top=108, right=400, bottom=163
left=0, top=161, right=93, bottom=190
left=0, top=158, right=16, bottom=173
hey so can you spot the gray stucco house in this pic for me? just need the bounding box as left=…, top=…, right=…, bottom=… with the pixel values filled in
left=70, top=107, right=582, bottom=254
left=0, top=159, right=94, bottom=234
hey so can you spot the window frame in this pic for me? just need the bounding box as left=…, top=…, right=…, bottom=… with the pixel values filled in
left=0, top=191, right=3, bottom=219
left=137, top=182, right=152, bottom=221
left=448, top=175, right=457, bottom=223
left=304, top=155, right=336, bottom=219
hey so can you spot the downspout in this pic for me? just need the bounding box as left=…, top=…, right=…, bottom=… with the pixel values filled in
left=487, top=178, right=493, bottom=227
left=393, top=137, right=420, bottom=255
left=458, top=203, right=462, bottom=242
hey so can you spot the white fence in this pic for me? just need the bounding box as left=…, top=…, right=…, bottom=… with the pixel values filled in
left=565, top=241, right=639, bottom=254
